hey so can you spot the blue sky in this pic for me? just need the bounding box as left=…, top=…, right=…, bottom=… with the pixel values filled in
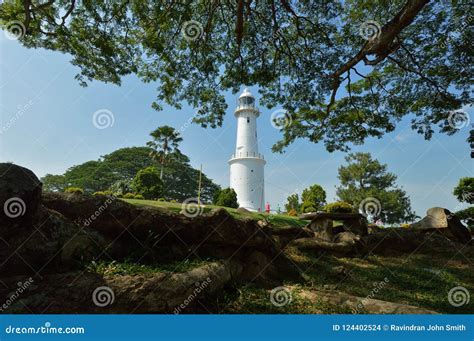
left=0, top=33, right=472, bottom=217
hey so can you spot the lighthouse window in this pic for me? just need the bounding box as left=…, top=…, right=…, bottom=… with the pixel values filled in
left=251, top=170, right=254, bottom=172
left=247, top=117, right=250, bottom=123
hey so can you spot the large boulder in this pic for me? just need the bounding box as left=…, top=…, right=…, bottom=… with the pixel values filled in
left=410, top=207, right=448, bottom=230
left=0, top=164, right=104, bottom=277
left=0, top=163, right=42, bottom=231
left=410, top=207, right=471, bottom=243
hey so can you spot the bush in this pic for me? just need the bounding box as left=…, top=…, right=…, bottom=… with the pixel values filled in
left=157, top=198, right=165, bottom=202
left=64, top=187, right=83, bottom=194
left=93, top=190, right=113, bottom=196
left=134, top=194, right=144, bottom=200
left=131, top=167, right=163, bottom=199
left=322, top=201, right=353, bottom=213
left=170, top=199, right=178, bottom=203
left=287, top=208, right=298, bottom=216
left=213, top=188, right=239, bottom=208
left=123, top=192, right=136, bottom=199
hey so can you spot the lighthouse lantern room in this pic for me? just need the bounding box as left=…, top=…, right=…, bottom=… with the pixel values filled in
left=229, top=88, right=266, bottom=211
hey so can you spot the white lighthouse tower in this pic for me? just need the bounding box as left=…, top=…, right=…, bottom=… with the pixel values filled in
left=229, top=88, right=266, bottom=211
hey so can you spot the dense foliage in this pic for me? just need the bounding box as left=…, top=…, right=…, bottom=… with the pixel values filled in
left=41, top=146, right=220, bottom=203
left=336, top=152, right=417, bottom=224
left=213, top=188, right=239, bottom=208
left=322, top=201, right=354, bottom=214
left=453, top=177, right=474, bottom=204
left=131, top=167, right=163, bottom=199
left=1, top=1, right=471, bottom=152
left=301, top=184, right=327, bottom=213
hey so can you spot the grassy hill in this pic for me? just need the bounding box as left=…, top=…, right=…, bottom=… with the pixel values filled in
left=122, top=198, right=308, bottom=228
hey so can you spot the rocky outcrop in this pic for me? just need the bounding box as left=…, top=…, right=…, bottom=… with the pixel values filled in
left=410, top=207, right=471, bottom=244
left=0, top=164, right=104, bottom=277
left=411, top=207, right=448, bottom=230
left=0, top=163, right=42, bottom=231
left=0, top=261, right=242, bottom=313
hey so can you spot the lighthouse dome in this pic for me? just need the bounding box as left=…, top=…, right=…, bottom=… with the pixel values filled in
left=238, top=88, right=255, bottom=107
left=239, top=88, right=254, bottom=98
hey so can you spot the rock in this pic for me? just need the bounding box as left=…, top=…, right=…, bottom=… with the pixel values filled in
left=0, top=163, right=42, bottom=230
left=307, top=217, right=334, bottom=241
left=0, top=261, right=242, bottom=313
left=410, top=207, right=448, bottom=230
left=362, top=228, right=458, bottom=256
left=410, top=207, right=471, bottom=243
left=269, top=226, right=314, bottom=247
left=446, top=210, right=472, bottom=244
left=0, top=164, right=104, bottom=277
left=288, top=237, right=356, bottom=255
left=236, top=207, right=251, bottom=214
left=296, top=287, right=438, bottom=314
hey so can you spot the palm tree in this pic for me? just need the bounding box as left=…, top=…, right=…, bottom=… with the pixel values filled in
left=146, top=126, right=183, bottom=180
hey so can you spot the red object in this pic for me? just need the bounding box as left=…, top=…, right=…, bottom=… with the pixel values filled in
left=265, top=202, right=270, bottom=213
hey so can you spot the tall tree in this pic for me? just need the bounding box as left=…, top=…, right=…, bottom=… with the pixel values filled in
left=147, top=126, right=183, bottom=180
left=284, top=193, right=301, bottom=213
left=301, top=185, right=327, bottom=213
left=336, top=152, right=416, bottom=224
left=1, top=1, right=471, bottom=152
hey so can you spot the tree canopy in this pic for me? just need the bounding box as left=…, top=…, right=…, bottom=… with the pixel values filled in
left=1, top=1, right=471, bottom=152
left=336, top=152, right=417, bottom=224
left=301, top=184, right=327, bottom=213
left=41, top=146, right=221, bottom=202
left=213, top=187, right=239, bottom=208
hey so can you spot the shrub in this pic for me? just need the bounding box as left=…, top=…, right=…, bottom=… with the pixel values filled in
left=287, top=208, right=298, bottom=216
left=213, top=188, right=239, bottom=208
left=157, top=198, right=165, bottom=202
left=131, top=167, right=163, bottom=199
left=123, top=192, right=136, bottom=199
left=300, top=201, right=317, bottom=213
left=170, top=199, right=178, bottom=203
left=93, top=190, right=113, bottom=196
left=322, top=201, right=353, bottom=213
left=64, top=187, right=83, bottom=194
left=134, top=194, right=144, bottom=200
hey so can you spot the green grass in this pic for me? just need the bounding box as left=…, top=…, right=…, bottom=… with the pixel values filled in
left=282, top=247, right=474, bottom=314
left=122, top=198, right=308, bottom=228
left=85, top=258, right=213, bottom=276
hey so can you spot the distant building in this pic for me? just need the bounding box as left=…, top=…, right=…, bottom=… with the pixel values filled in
left=229, top=88, right=266, bottom=211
